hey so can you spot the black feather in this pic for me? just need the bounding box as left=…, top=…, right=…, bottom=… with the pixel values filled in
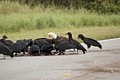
left=78, top=34, right=102, bottom=49
left=0, top=42, right=13, bottom=58
left=66, top=32, right=87, bottom=54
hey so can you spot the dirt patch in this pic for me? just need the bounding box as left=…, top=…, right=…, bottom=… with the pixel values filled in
left=74, top=61, right=120, bottom=73
left=70, top=62, right=120, bottom=80
left=74, top=67, right=120, bottom=73
left=107, top=62, right=120, bottom=68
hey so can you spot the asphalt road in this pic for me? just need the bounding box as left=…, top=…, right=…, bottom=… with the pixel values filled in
left=0, top=38, right=120, bottom=80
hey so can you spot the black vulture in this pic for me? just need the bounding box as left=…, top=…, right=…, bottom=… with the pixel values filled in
left=8, top=41, right=27, bottom=56
left=34, top=38, right=53, bottom=48
left=0, top=35, right=14, bottom=46
left=17, top=39, right=33, bottom=47
left=0, top=35, right=9, bottom=45
left=78, top=34, right=102, bottom=49
left=28, top=39, right=33, bottom=44
left=40, top=44, right=54, bottom=55
left=34, top=38, right=53, bottom=45
left=29, top=44, right=40, bottom=56
left=25, top=39, right=34, bottom=52
left=15, top=39, right=33, bottom=55
left=0, top=42, right=13, bottom=59
left=34, top=38, right=54, bottom=55
left=4, top=40, right=14, bottom=46
left=1, top=35, right=8, bottom=40
left=54, top=41, right=76, bottom=55
left=66, top=32, right=87, bottom=54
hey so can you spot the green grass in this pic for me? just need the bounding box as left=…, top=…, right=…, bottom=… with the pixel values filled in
left=0, top=26, right=120, bottom=42
left=0, top=11, right=120, bottom=33
left=0, top=1, right=120, bottom=41
left=0, top=1, right=120, bottom=33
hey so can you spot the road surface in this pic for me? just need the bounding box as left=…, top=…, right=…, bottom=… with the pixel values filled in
left=0, top=38, right=120, bottom=80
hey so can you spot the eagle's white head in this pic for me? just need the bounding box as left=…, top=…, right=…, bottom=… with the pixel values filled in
left=48, top=32, right=57, bottom=39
